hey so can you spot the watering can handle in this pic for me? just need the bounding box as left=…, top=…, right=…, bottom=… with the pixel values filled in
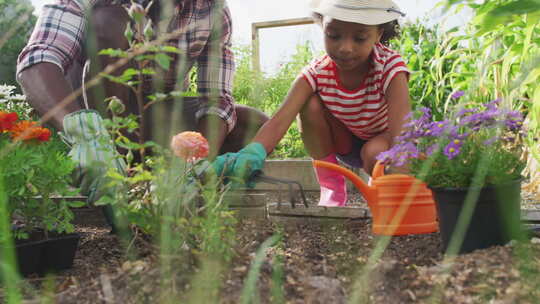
left=372, top=161, right=385, bottom=179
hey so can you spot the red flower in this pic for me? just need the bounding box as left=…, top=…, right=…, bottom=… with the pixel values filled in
left=0, top=111, right=18, bottom=132
left=10, top=121, right=51, bottom=142
left=170, top=131, right=209, bottom=162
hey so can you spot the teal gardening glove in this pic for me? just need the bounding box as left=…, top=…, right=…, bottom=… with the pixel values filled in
left=212, top=142, right=267, bottom=188
left=62, top=110, right=126, bottom=203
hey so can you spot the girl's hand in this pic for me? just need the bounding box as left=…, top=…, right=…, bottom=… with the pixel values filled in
left=231, top=142, right=267, bottom=188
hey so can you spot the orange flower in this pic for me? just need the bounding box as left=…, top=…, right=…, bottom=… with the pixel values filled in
left=0, top=111, right=18, bottom=132
left=170, top=131, right=209, bottom=162
left=10, top=121, right=51, bottom=142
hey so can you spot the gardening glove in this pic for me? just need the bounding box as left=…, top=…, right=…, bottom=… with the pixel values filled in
left=231, top=142, right=267, bottom=188
left=211, top=152, right=238, bottom=179
left=62, top=110, right=126, bottom=204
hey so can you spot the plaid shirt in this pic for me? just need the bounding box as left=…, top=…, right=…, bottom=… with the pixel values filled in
left=17, top=0, right=237, bottom=132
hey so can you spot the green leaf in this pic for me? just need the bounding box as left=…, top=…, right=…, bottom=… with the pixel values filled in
left=154, top=53, right=171, bottom=70
left=67, top=201, right=86, bottom=208
left=161, top=45, right=182, bottom=54
left=98, top=48, right=129, bottom=58
left=170, top=90, right=199, bottom=98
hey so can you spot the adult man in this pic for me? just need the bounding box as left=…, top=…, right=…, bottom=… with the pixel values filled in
left=17, top=0, right=268, bottom=202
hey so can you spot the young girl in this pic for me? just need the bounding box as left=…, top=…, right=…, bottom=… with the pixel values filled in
left=215, top=0, right=411, bottom=206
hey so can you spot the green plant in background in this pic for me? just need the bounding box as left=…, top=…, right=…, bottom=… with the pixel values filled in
left=240, top=234, right=282, bottom=304
left=389, top=21, right=471, bottom=120
left=90, top=2, right=239, bottom=280
left=0, top=108, right=81, bottom=240
left=0, top=0, right=36, bottom=89
left=438, top=0, right=540, bottom=193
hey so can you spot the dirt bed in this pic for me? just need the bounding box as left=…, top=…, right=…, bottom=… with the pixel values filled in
left=3, top=191, right=540, bottom=303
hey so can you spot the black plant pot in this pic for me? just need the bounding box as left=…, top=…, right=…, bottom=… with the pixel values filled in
left=39, top=232, right=81, bottom=275
left=2, top=231, right=81, bottom=277
left=431, top=179, right=523, bottom=254
left=8, top=239, right=46, bottom=277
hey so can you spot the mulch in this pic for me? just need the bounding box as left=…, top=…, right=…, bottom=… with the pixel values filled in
left=3, top=191, right=540, bottom=303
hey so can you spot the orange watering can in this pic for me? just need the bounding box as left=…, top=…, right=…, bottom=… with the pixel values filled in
left=313, top=160, right=438, bottom=236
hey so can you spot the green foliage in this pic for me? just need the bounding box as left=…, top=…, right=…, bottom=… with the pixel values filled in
left=0, top=0, right=36, bottom=89
left=415, top=130, right=525, bottom=188
left=437, top=0, right=540, bottom=180
left=240, top=234, right=281, bottom=304
left=0, top=138, right=78, bottom=239
left=389, top=21, right=469, bottom=120
left=0, top=86, right=78, bottom=239
left=93, top=3, right=237, bottom=261
left=443, top=0, right=540, bottom=33
left=3, top=142, right=80, bottom=239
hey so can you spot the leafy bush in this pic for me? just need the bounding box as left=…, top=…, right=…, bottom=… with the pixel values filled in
left=0, top=90, right=80, bottom=239
left=0, top=0, right=36, bottom=88
left=389, top=21, right=469, bottom=120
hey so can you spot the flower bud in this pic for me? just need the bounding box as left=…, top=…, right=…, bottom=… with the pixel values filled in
left=126, top=150, right=134, bottom=164
left=143, top=20, right=154, bottom=41
left=107, top=96, right=126, bottom=114
left=124, top=24, right=134, bottom=44
left=128, top=2, right=145, bottom=24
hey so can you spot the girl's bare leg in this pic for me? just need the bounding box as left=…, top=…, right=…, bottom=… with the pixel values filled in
left=360, top=133, right=392, bottom=175
left=298, top=94, right=353, bottom=158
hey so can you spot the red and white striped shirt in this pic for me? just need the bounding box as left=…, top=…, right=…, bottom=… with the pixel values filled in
left=301, top=43, right=409, bottom=140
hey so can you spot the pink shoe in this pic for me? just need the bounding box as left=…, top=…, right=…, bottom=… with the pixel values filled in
left=313, top=154, right=347, bottom=207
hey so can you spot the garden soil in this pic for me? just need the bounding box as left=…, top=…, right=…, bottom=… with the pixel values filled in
left=3, top=191, right=540, bottom=304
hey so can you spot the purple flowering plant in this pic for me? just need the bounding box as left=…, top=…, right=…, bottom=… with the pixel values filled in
left=377, top=94, right=526, bottom=189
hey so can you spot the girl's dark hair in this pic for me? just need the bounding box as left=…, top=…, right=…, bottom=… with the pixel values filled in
left=311, top=13, right=401, bottom=45
left=379, top=20, right=400, bottom=45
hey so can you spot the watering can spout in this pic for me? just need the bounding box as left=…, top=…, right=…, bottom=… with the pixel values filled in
left=312, top=160, right=377, bottom=206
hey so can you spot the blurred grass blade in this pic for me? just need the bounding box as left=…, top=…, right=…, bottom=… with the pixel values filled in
left=240, top=234, right=281, bottom=304
left=0, top=173, right=22, bottom=303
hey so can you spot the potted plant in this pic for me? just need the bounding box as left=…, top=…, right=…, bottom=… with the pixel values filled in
left=377, top=94, right=527, bottom=254
left=0, top=106, right=83, bottom=276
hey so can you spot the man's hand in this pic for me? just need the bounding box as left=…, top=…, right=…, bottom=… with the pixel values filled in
left=62, top=110, right=126, bottom=203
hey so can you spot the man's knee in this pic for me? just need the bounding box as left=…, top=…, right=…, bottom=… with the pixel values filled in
left=219, top=105, right=268, bottom=153
left=234, top=104, right=269, bottom=129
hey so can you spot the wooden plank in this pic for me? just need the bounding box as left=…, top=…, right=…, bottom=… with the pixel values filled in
left=522, top=209, right=540, bottom=223
left=33, top=195, right=88, bottom=202
left=267, top=202, right=369, bottom=219
left=252, top=17, right=314, bottom=29
left=224, top=192, right=267, bottom=207
left=251, top=17, right=314, bottom=73
left=230, top=206, right=267, bottom=219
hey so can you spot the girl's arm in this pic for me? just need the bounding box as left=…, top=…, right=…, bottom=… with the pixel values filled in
left=384, top=72, right=411, bottom=144
left=252, top=75, right=314, bottom=153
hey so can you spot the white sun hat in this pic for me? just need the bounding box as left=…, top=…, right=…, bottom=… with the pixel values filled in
left=309, top=0, right=405, bottom=25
